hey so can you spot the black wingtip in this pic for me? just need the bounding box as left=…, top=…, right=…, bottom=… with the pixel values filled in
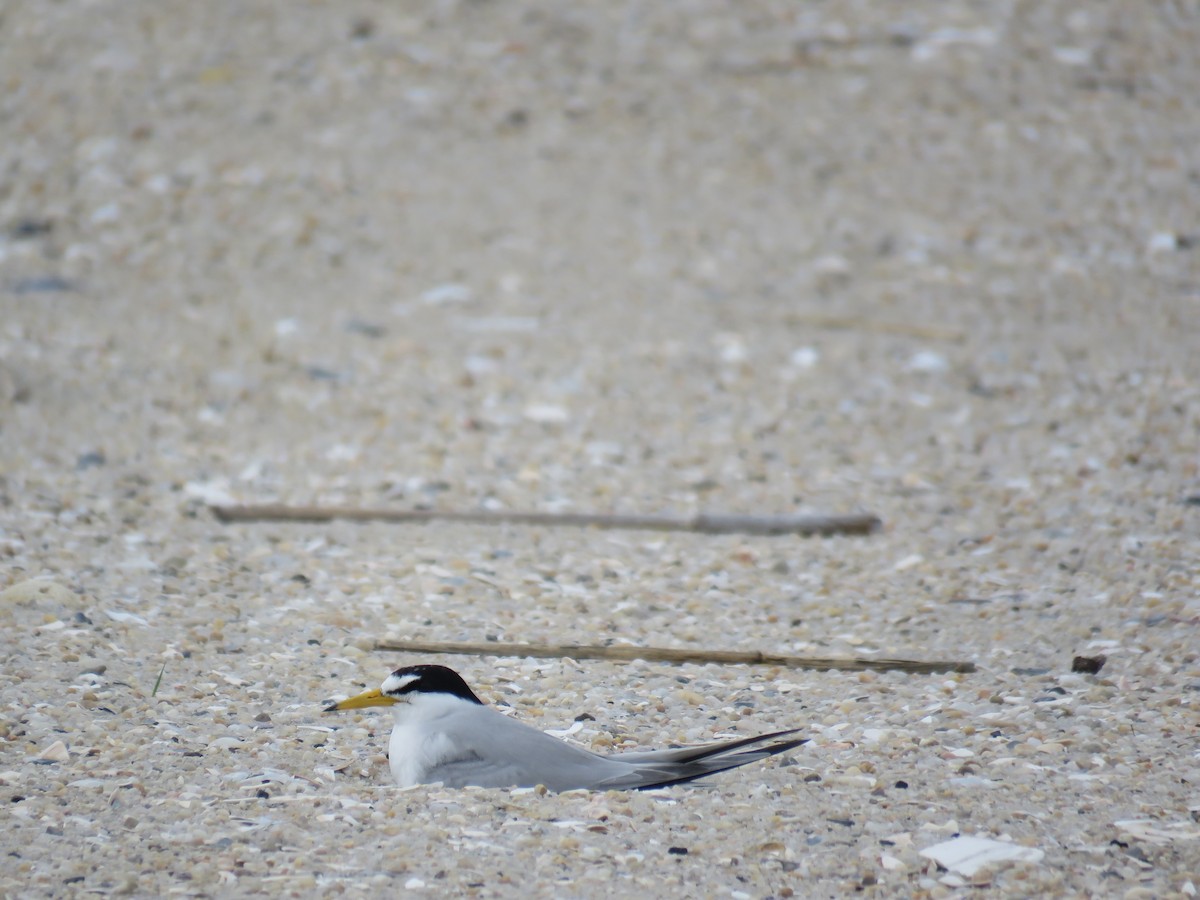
left=633, top=733, right=809, bottom=791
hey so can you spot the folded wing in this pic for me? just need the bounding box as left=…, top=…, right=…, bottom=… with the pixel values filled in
left=419, top=708, right=805, bottom=792
left=597, top=728, right=807, bottom=791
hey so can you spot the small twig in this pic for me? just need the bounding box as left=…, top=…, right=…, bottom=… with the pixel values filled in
left=219, top=796, right=331, bottom=804
left=209, top=504, right=881, bottom=537
left=374, top=639, right=975, bottom=675
left=785, top=314, right=967, bottom=343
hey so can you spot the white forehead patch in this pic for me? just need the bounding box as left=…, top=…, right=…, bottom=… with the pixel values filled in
left=382, top=672, right=420, bottom=695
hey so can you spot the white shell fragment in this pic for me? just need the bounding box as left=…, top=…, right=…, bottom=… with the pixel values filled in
left=36, top=741, right=70, bottom=762
left=907, top=350, right=949, bottom=373
left=788, top=346, right=820, bottom=369
left=920, top=836, right=1045, bottom=876
left=522, top=404, right=570, bottom=424
left=420, top=283, right=472, bottom=305
left=1114, top=820, right=1200, bottom=845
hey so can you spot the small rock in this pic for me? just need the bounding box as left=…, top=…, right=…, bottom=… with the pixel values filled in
left=76, top=451, right=106, bottom=470
left=12, top=276, right=76, bottom=294
left=1072, top=654, right=1106, bottom=674
left=305, top=365, right=343, bottom=382
left=11, top=218, right=54, bottom=239
left=344, top=318, right=386, bottom=338
left=0, top=579, right=84, bottom=611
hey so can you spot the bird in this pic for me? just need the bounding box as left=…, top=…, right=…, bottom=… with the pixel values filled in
left=324, top=664, right=806, bottom=791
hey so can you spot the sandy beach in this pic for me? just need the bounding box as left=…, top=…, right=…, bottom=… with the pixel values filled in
left=2, top=2, right=1198, bottom=896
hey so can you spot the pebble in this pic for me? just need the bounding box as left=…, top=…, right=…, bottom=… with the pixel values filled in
left=0, top=580, right=85, bottom=613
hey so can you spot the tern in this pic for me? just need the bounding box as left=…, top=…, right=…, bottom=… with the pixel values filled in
left=325, top=664, right=806, bottom=791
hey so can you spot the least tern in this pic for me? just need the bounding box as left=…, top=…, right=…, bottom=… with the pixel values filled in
left=325, top=664, right=806, bottom=791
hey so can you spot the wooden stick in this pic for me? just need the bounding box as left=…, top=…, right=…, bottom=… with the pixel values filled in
left=210, top=504, right=882, bottom=537
left=785, top=314, right=967, bottom=343
left=374, top=638, right=975, bottom=675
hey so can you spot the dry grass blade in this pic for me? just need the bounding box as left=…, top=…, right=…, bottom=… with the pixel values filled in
left=151, top=661, right=167, bottom=697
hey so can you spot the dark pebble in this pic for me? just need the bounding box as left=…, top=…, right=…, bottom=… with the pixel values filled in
left=76, top=451, right=106, bottom=470
left=12, top=276, right=76, bottom=294
left=344, top=319, right=386, bottom=338
left=12, top=219, right=54, bottom=238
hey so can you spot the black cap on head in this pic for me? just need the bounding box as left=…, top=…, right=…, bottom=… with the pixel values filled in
left=382, top=664, right=484, bottom=705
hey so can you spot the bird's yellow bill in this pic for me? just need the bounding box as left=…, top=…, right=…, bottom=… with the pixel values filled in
left=324, top=687, right=400, bottom=712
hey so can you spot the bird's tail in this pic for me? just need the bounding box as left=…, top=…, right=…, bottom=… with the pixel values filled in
left=603, top=728, right=807, bottom=790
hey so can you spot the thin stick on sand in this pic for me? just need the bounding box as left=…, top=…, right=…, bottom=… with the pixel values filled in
left=374, top=639, right=976, bottom=675
left=209, top=504, right=882, bottom=537
left=784, top=313, right=967, bottom=343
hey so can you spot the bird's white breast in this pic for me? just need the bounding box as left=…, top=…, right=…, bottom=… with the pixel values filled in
left=386, top=694, right=475, bottom=787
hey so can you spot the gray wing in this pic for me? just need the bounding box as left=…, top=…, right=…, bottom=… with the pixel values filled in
left=420, top=710, right=804, bottom=792
left=420, top=706, right=637, bottom=791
